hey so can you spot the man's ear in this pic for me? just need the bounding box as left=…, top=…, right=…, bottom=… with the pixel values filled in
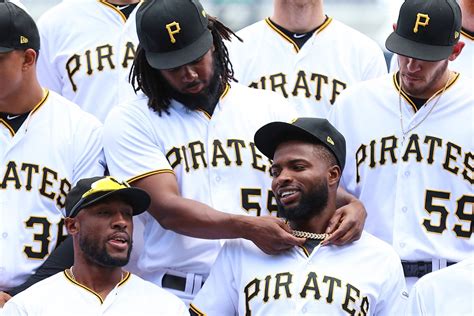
left=448, top=41, right=465, bottom=61
left=64, top=217, right=79, bottom=235
left=22, top=48, right=37, bottom=71
left=327, top=165, right=341, bottom=187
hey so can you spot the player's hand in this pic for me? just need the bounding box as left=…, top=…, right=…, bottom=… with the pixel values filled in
left=323, top=198, right=366, bottom=246
left=243, top=216, right=305, bottom=255
left=0, top=291, right=12, bottom=307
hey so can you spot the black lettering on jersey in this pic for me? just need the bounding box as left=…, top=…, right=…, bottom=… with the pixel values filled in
left=249, top=76, right=266, bottom=90
left=122, top=41, right=137, bottom=68
left=266, top=190, right=279, bottom=215
left=402, top=134, right=423, bottom=162
left=443, top=141, right=462, bottom=175
left=21, top=163, right=39, bottom=191
left=189, top=141, right=207, bottom=169
left=96, top=44, right=115, bottom=71
left=311, top=73, right=328, bottom=101
left=369, top=140, right=376, bottom=168
left=329, top=79, right=347, bottom=105
left=181, top=145, right=191, bottom=172
left=341, top=283, right=361, bottom=315
left=166, top=147, right=182, bottom=170
left=39, top=167, right=58, bottom=200
left=453, top=195, right=474, bottom=238
left=360, top=296, right=370, bottom=316
left=292, top=70, right=311, bottom=98
left=84, top=50, right=93, bottom=75
left=228, top=139, right=246, bottom=166
left=24, top=216, right=51, bottom=259
left=300, top=272, right=322, bottom=299
left=274, top=272, right=292, bottom=299
left=1, top=161, right=21, bottom=189
left=269, top=73, right=288, bottom=98
left=323, top=276, right=342, bottom=303
left=424, top=135, right=442, bottom=164
left=244, top=278, right=261, bottom=316
left=211, top=139, right=231, bottom=167
left=66, top=54, right=81, bottom=92
left=57, top=178, right=71, bottom=209
left=355, top=144, right=367, bottom=184
left=462, top=152, right=474, bottom=184
left=249, top=142, right=267, bottom=172
left=380, top=135, right=398, bottom=165
left=263, top=275, right=271, bottom=302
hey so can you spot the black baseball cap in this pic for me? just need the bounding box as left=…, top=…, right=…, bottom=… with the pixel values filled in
left=254, top=118, right=346, bottom=171
left=65, top=176, right=150, bottom=218
left=386, top=0, right=461, bottom=61
left=0, top=0, right=40, bottom=53
left=136, top=0, right=213, bottom=70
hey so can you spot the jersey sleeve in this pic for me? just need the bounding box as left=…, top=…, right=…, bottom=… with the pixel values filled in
left=405, top=283, right=429, bottom=316
left=36, top=14, right=63, bottom=94
left=2, top=298, right=29, bottom=316
left=373, top=256, right=408, bottom=315
left=360, top=45, right=388, bottom=80
left=71, top=115, right=105, bottom=185
left=103, top=101, right=173, bottom=181
left=190, top=241, right=239, bottom=316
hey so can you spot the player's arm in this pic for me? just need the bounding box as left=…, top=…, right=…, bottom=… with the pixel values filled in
left=322, top=187, right=366, bottom=246
left=132, top=173, right=305, bottom=255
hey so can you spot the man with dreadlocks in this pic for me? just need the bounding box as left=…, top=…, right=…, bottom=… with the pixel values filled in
left=103, top=0, right=367, bottom=303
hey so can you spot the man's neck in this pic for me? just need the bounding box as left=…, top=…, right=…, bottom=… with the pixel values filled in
left=107, top=0, right=139, bottom=5
left=271, top=0, right=325, bottom=33
left=290, top=200, right=336, bottom=234
left=71, top=261, right=125, bottom=300
left=0, top=82, right=43, bottom=115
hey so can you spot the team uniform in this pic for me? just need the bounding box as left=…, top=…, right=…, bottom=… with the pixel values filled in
left=0, top=90, right=104, bottom=292
left=36, top=0, right=140, bottom=122
left=190, top=232, right=408, bottom=316
left=227, top=17, right=387, bottom=118
left=104, top=83, right=296, bottom=302
left=389, top=29, right=474, bottom=78
left=2, top=271, right=188, bottom=315
left=405, top=257, right=474, bottom=316
left=328, top=73, right=474, bottom=287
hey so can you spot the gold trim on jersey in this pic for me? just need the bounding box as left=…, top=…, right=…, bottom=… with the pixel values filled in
left=117, top=271, right=131, bottom=286
left=98, top=0, right=127, bottom=23
left=461, top=29, right=474, bottom=41
left=265, top=17, right=333, bottom=53
left=220, top=83, right=230, bottom=100
left=30, top=89, right=50, bottom=116
left=0, top=119, right=15, bottom=137
left=189, top=303, right=206, bottom=316
left=298, top=245, right=310, bottom=257
left=127, top=169, right=175, bottom=184
left=63, top=270, right=105, bottom=304
left=393, top=72, right=460, bottom=113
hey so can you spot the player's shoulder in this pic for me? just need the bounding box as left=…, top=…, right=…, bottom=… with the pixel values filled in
left=354, top=231, right=402, bottom=260
left=37, top=0, right=97, bottom=26
left=325, top=18, right=382, bottom=50
left=7, top=271, right=65, bottom=303
left=416, top=257, right=474, bottom=287
left=126, top=274, right=187, bottom=307
left=105, top=93, right=151, bottom=125
left=236, top=19, right=267, bottom=39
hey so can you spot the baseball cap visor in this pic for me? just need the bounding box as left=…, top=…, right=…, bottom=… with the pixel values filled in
left=386, top=32, right=454, bottom=62
left=78, top=187, right=150, bottom=217
left=145, top=30, right=213, bottom=70
left=0, top=46, right=14, bottom=53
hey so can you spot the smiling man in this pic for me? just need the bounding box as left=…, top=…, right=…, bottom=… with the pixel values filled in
left=329, top=0, right=473, bottom=290
left=2, top=176, right=188, bottom=315
left=190, top=118, right=407, bottom=316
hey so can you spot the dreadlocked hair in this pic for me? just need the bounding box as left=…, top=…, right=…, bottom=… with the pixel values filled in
left=130, top=15, right=242, bottom=116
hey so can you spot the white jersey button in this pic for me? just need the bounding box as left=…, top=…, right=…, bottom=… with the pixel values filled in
left=404, top=171, right=410, bottom=177
left=399, top=242, right=405, bottom=248
left=302, top=307, right=307, bottom=313
left=215, top=176, right=221, bottom=182
left=2, top=232, right=7, bottom=238
left=402, top=207, right=407, bottom=213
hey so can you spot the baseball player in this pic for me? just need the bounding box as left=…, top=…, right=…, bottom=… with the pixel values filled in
left=104, top=0, right=367, bottom=304
left=328, top=0, right=473, bottom=289
left=2, top=176, right=188, bottom=315
left=405, top=256, right=474, bottom=315
left=0, top=0, right=104, bottom=302
left=389, top=0, right=473, bottom=78
left=226, top=0, right=388, bottom=118
left=190, top=118, right=408, bottom=316
left=36, top=0, right=141, bottom=122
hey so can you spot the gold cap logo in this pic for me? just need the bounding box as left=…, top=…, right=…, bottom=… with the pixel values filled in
left=20, top=36, right=29, bottom=44
left=202, top=9, right=206, bottom=17
left=413, top=13, right=430, bottom=33
left=454, top=31, right=460, bottom=39
left=327, top=136, right=334, bottom=145
left=289, top=118, right=298, bottom=124
left=165, top=21, right=181, bottom=44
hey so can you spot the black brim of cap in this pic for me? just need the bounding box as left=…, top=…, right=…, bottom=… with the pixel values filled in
left=385, top=32, right=454, bottom=62
left=145, top=30, right=213, bottom=70
left=0, top=47, right=14, bottom=53
left=254, top=121, right=318, bottom=159
left=81, top=187, right=150, bottom=216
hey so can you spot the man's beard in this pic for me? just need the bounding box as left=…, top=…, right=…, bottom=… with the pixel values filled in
left=79, top=234, right=132, bottom=267
left=169, top=57, right=223, bottom=114
left=277, top=179, right=329, bottom=221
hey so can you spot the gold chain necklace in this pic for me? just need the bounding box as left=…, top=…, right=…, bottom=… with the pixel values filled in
left=292, top=230, right=330, bottom=240
left=398, top=71, right=452, bottom=145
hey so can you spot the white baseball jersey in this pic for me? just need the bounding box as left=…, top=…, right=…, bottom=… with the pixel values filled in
left=0, top=90, right=105, bottom=292
left=389, top=29, right=474, bottom=78
left=36, top=0, right=140, bottom=122
left=227, top=17, right=387, bottom=118
left=2, top=271, right=188, bottom=316
left=104, top=83, right=296, bottom=298
left=190, top=232, right=408, bottom=316
left=328, top=73, right=473, bottom=263
left=405, top=257, right=474, bottom=316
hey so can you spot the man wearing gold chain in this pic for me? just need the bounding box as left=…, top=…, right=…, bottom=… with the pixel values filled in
left=328, top=0, right=473, bottom=292
left=2, top=176, right=188, bottom=315
left=190, top=118, right=407, bottom=316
